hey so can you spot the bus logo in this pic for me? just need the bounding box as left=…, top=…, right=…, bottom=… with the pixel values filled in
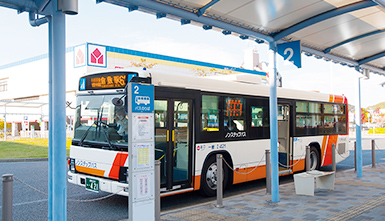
left=135, top=96, right=150, bottom=105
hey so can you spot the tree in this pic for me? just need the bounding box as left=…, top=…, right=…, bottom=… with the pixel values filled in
left=0, top=119, right=11, bottom=131
left=361, top=108, right=369, bottom=124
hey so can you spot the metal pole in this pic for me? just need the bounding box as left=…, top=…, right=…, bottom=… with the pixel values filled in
left=51, top=4, right=67, bottom=219
left=2, top=174, right=13, bottom=221
left=216, top=154, right=224, bottom=208
left=306, top=146, right=310, bottom=172
left=332, top=143, right=336, bottom=172
left=155, top=161, right=161, bottom=221
left=265, top=150, right=271, bottom=194
left=47, top=15, right=53, bottom=221
left=372, top=139, right=376, bottom=168
left=268, top=41, right=279, bottom=202
left=354, top=141, right=357, bottom=172
left=355, top=77, right=363, bottom=178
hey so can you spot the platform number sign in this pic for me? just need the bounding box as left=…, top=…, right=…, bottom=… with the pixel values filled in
left=277, top=40, right=302, bottom=69
left=131, top=83, right=154, bottom=113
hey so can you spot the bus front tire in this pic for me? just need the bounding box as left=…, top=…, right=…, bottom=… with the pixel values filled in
left=200, top=154, right=229, bottom=197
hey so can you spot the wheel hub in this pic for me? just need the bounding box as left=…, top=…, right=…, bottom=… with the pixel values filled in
left=205, top=163, right=218, bottom=189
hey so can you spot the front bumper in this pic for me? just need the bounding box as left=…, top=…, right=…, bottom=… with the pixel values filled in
left=67, top=171, right=129, bottom=196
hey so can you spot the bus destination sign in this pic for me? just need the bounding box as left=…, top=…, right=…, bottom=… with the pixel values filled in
left=79, top=72, right=137, bottom=91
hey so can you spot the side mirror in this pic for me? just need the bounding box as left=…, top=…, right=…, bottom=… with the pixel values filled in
left=112, top=98, right=123, bottom=106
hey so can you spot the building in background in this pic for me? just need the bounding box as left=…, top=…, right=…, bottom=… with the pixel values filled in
left=0, top=43, right=266, bottom=137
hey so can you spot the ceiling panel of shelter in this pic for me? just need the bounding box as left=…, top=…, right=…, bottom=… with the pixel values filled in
left=206, top=0, right=333, bottom=32
left=293, top=15, right=377, bottom=46
left=334, top=33, right=385, bottom=60
left=372, top=57, right=385, bottom=68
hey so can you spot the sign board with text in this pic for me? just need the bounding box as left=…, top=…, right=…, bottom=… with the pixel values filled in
left=127, top=82, right=155, bottom=221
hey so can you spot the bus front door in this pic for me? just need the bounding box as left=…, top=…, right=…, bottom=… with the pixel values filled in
left=155, top=99, right=192, bottom=191
left=278, top=104, right=291, bottom=174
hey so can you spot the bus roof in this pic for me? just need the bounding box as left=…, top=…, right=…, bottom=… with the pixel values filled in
left=81, top=69, right=347, bottom=104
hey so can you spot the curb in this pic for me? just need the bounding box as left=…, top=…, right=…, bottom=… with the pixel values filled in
left=0, top=158, right=48, bottom=163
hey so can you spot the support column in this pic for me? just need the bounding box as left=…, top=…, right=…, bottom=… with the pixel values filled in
left=51, top=3, right=67, bottom=220
left=47, top=15, right=53, bottom=221
left=11, top=123, right=16, bottom=137
left=355, top=77, right=363, bottom=178
left=268, top=41, right=279, bottom=202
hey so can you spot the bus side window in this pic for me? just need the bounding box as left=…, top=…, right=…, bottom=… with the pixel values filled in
left=224, top=97, right=245, bottom=131
left=251, top=107, right=264, bottom=127
left=201, top=95, right=220, bottom=132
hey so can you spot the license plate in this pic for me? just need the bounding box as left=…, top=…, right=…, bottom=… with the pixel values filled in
left=85, top=178, right=99, bottom=193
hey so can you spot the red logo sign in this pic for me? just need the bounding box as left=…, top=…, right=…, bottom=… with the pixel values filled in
left=87, top=44, right=106, bottom=67
left=91, top=48, right=104, bottom=65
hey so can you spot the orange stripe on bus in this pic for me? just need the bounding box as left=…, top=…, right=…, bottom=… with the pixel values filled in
left=75, top=166, right=105, bottom=177
left=161, top=189, right=194, bottom=197
left=291, top=158, right=305, bottom=172
left=233, top=166, right=267, bottom=184
left=334, top=95, right=344, bottom=103
left=329, top=95, right=334, bottom=102
left=109, top=152, right=128, bottom=180
left=193, top=175, right=201, bottom=191
left=323, top=135, right=338, bottom=166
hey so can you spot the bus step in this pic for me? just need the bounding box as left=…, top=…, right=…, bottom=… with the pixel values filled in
left=278, top=169, right=292, bottom=175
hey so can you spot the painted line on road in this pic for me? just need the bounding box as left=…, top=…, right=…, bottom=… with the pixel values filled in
left=324, top=195, right=385, bottom=221
left=0, top=198, right=48, bottom=208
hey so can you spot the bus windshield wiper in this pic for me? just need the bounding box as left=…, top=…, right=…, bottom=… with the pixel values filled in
left=79, top=106, right=116, bottom=150
left=79, top=119, right=117, bottom=150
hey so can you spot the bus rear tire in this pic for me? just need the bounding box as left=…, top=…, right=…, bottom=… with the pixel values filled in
left=200, top=154, right=229, bottom=197
left=308, top=146, right=320, bottom=170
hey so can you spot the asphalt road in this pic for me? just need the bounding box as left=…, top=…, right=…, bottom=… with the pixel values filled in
left=1, top=137, right=385, bottom=220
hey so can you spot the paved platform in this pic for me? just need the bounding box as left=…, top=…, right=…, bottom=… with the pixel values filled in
left=161, top=164, right=385, bottom=221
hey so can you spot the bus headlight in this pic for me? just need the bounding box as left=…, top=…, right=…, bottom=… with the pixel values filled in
left=69, top=158, right=76, bottom=172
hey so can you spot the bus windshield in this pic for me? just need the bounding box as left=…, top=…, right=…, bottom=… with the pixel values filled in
left=73, top=94, right=128, bottom=148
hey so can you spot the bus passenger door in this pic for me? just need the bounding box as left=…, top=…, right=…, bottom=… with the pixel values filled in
left=278, top=104, right=291, bottom=173
left=155, top=98, right=192, bottom=191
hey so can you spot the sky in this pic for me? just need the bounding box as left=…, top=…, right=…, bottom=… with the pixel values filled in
left=1, top=0, right=385, bottom=108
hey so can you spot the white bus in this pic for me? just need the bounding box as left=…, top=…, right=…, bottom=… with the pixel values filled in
left=68, top=69, right=349, bottom=196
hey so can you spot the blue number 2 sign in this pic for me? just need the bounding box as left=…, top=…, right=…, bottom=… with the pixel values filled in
left=131, top=83, right=154, bottom=113
left=277, top=40, right=302, bottom=68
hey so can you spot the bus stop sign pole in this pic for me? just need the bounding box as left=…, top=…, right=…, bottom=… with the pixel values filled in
left=355, top=76, right=363, bottom=178
left=127, top=82, right=155, bottom=221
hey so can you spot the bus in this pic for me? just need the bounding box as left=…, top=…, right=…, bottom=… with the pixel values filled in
left=67, top=69, right=349, bottom=197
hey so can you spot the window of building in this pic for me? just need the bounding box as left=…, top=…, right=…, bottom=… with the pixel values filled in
left=0, top=78, right=8, bottom=92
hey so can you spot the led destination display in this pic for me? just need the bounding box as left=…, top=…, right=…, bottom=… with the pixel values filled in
left=79, top=72, right=137, bottom=91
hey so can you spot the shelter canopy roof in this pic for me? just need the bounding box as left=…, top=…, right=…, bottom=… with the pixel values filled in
left=2, top=0, right=385, bottom=75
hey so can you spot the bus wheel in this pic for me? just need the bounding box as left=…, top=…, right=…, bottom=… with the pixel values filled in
left=200, top=154, right=229, bottom=196
left=309, top=146, right=320, bottom=170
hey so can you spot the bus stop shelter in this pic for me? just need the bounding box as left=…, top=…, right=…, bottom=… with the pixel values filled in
left=2, top=0, right=385, bottom=219
left=0, top=100, right=48, bottom=140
